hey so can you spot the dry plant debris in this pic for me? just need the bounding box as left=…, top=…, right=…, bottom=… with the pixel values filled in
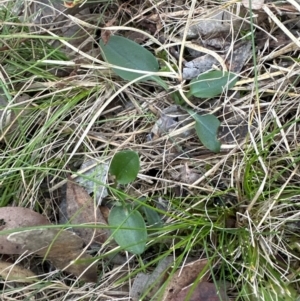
left=1, top=0, right=300, bottom=299
left=0, top=260, right=38, bottom=283
left=0, top=207, right=98, bottom=282
left=8, top=228, right=97, bottom=282
left=75, top=158, right=109, bottom=201
left=162, top=259, right=210, bottom=300
left=130, top=257, right=229, bottom=301
left=174, top=281, right=229, bottom=301
left=0, top=207, right=50, bottom=254
left=59, top=176, right=110, bottom=245
left=242, top=0, right=264, bottom=10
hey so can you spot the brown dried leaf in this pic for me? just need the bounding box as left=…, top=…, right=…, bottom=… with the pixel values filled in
left=7, top=228, right=97, bottom=282
left=175, top=281, right=229, bottom=301
left=99, top=206, right=110, bottom=221
left=162, top=259, right=209, bottom=301
left=218, top=108, right=258, bottom=145
left=151, top=105, right=192, bottom=138
left=256, top=30, right=292, bottom=49
left=130, top=273, right=150, bottom=301
left=180, top=164, right=200, bottom=184
left=131, top=256, right=173, bottom=301
left=60, top=177, right=110, bottom=245
left=228, top=41, right=252, bottom=73
left=186, top=12, right=231, bottom=39
left=182, top=54, right=220, bottom=80
left=0, top=260, right=38, bottom=283
left=0, top=207, right=50, bottom=254
left=101, top=29, right=111, bottom=45
left=101, top=16, right=117, bottom=45
left=125, top=32, right=148, bottom=44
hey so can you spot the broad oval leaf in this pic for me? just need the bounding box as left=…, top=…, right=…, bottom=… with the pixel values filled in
left=193, top=113, right=221, bottom=153
left=99, top=35, right=167, bottom=88
left=109, top=150, right=140, bottom=184
left=108, top=205, right=147, bottom=255
left=142, top=206, right=163, bottom=230
left=135, top=198, right=163, bottom=229
left=189, top=71, right=238, bottom=98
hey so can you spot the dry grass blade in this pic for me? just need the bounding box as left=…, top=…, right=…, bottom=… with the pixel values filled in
left=262, top=5, right=300, bottom=48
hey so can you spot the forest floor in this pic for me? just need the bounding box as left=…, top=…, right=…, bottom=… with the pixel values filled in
left=0, top=0, right=300, bottom=300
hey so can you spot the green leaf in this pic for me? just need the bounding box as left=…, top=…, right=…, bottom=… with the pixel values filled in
left=191, top=112, right=221, bottom=153
left=171, top=91, right=184, bottom=105
left=108, top=205, right=147, bottom=255
left=142, top=206, right=163, bottom=229
left=109, top=150, right=140, bottom=184
left=189, top=71, right=238, bottom=98
left=134, top=198, right=163, bottom=229
left=99, top=35, right=167, bottom=89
